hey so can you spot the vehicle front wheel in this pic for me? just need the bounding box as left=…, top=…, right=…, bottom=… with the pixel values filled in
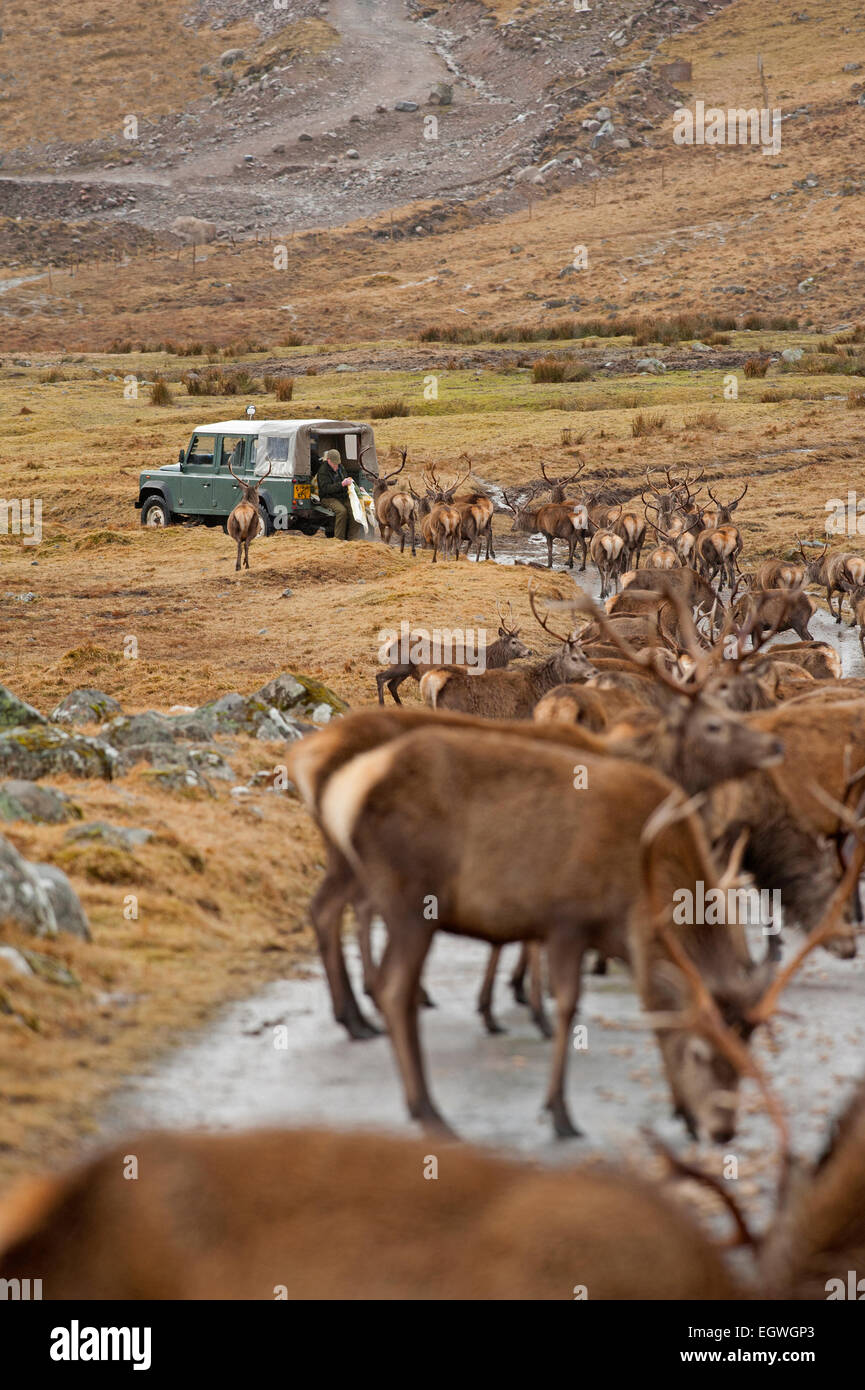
left=140, top=497, right=173, bottom=528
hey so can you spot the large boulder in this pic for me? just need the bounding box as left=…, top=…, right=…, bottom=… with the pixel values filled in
left=51, top=689, right=123, bottom=725
left=0, top=724, right=118, bottom=781
left=0, top=781, right=81, bottom=824
left=0, top=833, right=90, bottom=940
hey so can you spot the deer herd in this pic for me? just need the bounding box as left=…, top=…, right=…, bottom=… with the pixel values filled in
left=7, top=459, right=865, bottom=1302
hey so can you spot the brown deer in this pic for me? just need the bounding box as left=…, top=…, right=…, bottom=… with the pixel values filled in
left=754, top=558, right=806, bottom=591
left=503, top=488, right=590, bottom=571
left=368, top=446, right=416, bottom=556
left=795, top=536, right=865, bottom=624
left=415, top=466, right=469, bottom=562
left=729, top=584, right=814, bottom=644
left=0, top=1124, right=738, bottom=1300
left=227, top=459, right=271, bottom=570
left=453, top=456, right=495, bottom=560
left=589, top=512, right=626, bottom=598
left=644, top=516, right=681, bottom=570
left=375, top=602, right=532, bottom=705
left=419, top=587, right=596, bottom=717
left=314, top=730, right=774, bottom=1139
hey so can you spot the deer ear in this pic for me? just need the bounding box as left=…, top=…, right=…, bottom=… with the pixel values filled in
left=497, top=626, right=506, bottom=637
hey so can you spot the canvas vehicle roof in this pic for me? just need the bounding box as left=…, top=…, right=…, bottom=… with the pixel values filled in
left=189, top=420, right=377, bottom=477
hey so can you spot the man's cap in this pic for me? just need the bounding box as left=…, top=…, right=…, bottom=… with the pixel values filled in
left=324, top=449, right=341, bottom=464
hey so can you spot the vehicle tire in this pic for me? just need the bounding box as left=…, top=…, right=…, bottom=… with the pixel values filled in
left=140, top=496, right=173, bottom=528
left=257, top=503, right=274, bottom=537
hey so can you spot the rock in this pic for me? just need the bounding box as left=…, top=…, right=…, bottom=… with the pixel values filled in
left=0, top=685, right=46, bottom=729
left=335, top=363, right=355, bottom=371
left=65, top=821, right=153, bottom=850
left=0, top=945, right=32, bottom=976
left=0, top=781, right=81, bottom=824
left=102, top=712, right=176, bottom=750
left=582, top=119, right=600, bottom=131
left=298, top=132, right=313, bottom=141
left=0, top=725, right=117, bottom=781
left=596, top=106, right=612, bottom=121
left=171, top=216, right=218, bottom=246
left=429, top=82, right=453, bottom=105
left=35, top=865, right=90, bottom=940
left=843, top=62, right=862, bottom=73
left=281, top=588, right=293, bottom=598
left=0, top=833, right=89, bottom=939
left=394, top=101, right=419, bottom=112
left=636, top=357, right=666, bottom=374
left=345, top=148, right=359, bottom=159
left=612, top=138, right=631, bottom=151
left=220, top=48, right=246, bottom=66
left=254, top=671, right=349, bottom=720
left=798, top=276, right=816, bottom=292
left=51, top=688, right=123, bottom=725
left=782, top=347, right=804, bottom=363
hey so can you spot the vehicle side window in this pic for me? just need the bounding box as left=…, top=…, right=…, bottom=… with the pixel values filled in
left=187, top=434, right=216, bottom=468
left=220, top=436, right=245, bottom=471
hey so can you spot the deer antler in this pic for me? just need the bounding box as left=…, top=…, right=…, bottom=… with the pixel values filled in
left=528, top=580, right=572, bottom=645
left=639, top=793, right=791, bottom=1158
left=495, top=598, right=517, bottom=632
left=566, top=587, right=694, bottom=698
left=501, top=488, right=520, bottom=515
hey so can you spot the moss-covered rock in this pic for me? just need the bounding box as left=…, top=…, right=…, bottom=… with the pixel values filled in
left=0, top=780, right=82, bottom=824
left=0, top=834, right=90, bottom=940
left=0, top=724, right=117, bottom=781
left=51, top=688, right=123, bottom=726
left=0, top=684, right=46, bottom=730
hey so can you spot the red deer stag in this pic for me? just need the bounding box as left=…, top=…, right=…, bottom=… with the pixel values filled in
left=368, top=446, right=416, bottom=556
left=375, top=602, right=531, bottom=705
left=314, top=732, right=775, bottom=1139
left=227, top=459, right=271, bottom=570
left=503, top=487, right=590, bottom=571
left=419, top=585, right=596, bottom=717
left=796, top=536, right=865, bottom=624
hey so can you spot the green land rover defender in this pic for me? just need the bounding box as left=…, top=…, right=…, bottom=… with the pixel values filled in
left=135, top=417, right=379, bottom=535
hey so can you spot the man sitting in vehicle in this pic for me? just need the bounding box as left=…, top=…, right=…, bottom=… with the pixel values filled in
left=315, top=449, right=364, bottom=541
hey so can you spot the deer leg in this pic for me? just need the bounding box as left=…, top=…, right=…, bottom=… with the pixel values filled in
left=478, top=944, right=506, bottom=1034
left=488, top=523, right=496, bottom=560
left=309, top=860, right=381, bottom=1040
left=579, top=535, right=587, bottom=572
left=375, top=923, right=453, bottom=1135
left=528, top=943, right=552, bottom=1039
left=591, top=952, right=608, bottom=976
left=235, top=540, right=242, bottom=572
left=355, top=899, right=382, bottom=1008
left=546, top=534, right=554, bottom=569
left=544, top=931, right=586, bottom=1138
left=567, top=535, right=576, bottom=570
left=244, top=539, right=251, bottom=569
left=509, top=942, right=530, bottom=1004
